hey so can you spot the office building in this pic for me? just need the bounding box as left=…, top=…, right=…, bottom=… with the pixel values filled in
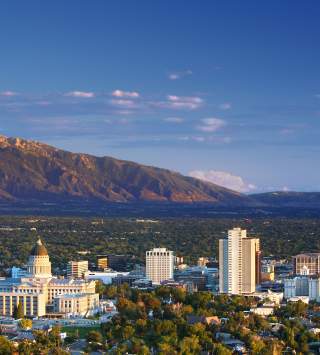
left=293, top=253, right=320, bottom=275
left=284, top=276, right=309, bottom=298
left=284, top=275, right=320, bottom=303
left=97, top=257, right=108, bottom=270
left=67, top=260, right=88, bottom=279
left=146, top=248, right=174, bottom=284
left=261, top=263, right=275, bottom=281
left=219, top=228, right=261, bottom=294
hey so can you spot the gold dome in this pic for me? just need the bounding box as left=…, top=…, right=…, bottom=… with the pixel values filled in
left=31, top=238, right=48, bottom=257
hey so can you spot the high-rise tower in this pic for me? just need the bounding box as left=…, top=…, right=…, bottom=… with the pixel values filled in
left=219, top=228, right=260, bottom=294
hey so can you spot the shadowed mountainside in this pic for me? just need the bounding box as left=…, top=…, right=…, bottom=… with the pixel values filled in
left=0, top=135, right=256, bottom=205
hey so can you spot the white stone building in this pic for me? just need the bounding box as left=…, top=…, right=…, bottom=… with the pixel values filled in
left=0, top=238, right=98, bottom=317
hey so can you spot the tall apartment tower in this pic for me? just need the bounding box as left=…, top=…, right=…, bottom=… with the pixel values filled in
left=146, top=248, right=174, bottom=284
left=219, top=228, right=261, bottom=294
left=67, top=260, right=89, bottom=279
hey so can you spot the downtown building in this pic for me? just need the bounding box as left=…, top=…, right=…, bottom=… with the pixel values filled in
left=219, top=228, right=261, bottom=294
left=0, top=239, right=98, bottom=317
left=146, top=248, right=174, bottom=284
left=67, top=260, right=89, bottom=279
left=292, top=253, right=320, bottom=275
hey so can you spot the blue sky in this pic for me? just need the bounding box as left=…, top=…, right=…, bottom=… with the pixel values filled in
left=0, top=1, right=319, bottom=192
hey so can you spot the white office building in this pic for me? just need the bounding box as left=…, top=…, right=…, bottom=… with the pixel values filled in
left=284, top=276, right=320, bottom=302
left=219, top=228, right=260, bottom=294
left=146, top=248, right=174, bottom=284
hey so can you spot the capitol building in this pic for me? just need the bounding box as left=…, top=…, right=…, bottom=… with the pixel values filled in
left=0, top=239, right=99, bottom=317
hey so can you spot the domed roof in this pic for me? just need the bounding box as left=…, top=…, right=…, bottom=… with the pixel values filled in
left=31, top=238, right=48, bottom=256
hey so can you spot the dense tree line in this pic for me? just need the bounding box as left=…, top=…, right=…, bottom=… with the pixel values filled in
left=0, top=216, right=320, bottom=272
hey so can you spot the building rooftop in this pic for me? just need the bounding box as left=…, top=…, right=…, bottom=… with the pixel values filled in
left=54, top=293, right=96, bottom=299
left=30, top=238, right=48, bottom=257
left=293, top=253, right=320, bottom=258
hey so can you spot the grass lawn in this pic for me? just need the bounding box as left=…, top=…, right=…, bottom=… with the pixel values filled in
left=61, top=325, right=102, bottom=338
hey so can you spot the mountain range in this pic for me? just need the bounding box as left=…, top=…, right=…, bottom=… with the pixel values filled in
left=0, top=135, right=318, bottom=209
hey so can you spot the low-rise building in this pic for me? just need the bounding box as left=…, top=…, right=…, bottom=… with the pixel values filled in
left=85, top=271, right=129, bottom=285
left=250, top=304, right=275, bottom=316
left=53, top=293, right=99, bottom=316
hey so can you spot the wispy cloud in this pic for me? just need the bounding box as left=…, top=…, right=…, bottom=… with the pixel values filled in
left=168, top=69, right=192, bottom=80
left=178, top=135, right=231, bottom=144
left=0, top=91, right=18, bottom=97
left=189, top=170, right=256, bottom=193
left=65, top=91, right=95, bottom=98
left=197, top=117, right=225, bottom=132
left=112, top=89, right=140, bottom=98
left=164, top=117, right=184, bottom=123
left=110, top=99, right=136, bottom=108
left=155, top=95, right=203, bottom=110
left=219, top=102, right=232, bottom=110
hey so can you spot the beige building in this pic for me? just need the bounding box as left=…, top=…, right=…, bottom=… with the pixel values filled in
left=0, top=239, right=98, bottom=317
left=53, top=293, right=99, bottom=316
left=146, top=248, right=174, bottom=284
left=219, top=228, right=261, bottom=294
left=293, top=253, right=320, bottom=275
left=67, top=260, right=89, bottom=279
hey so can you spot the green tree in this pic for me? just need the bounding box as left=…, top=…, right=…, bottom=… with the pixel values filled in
left=158, top=341, right=177, bottom=354
left=95, top=280, right=105, bottom=295
left=121, top=325, right=135, bottom=340
left=13, top=302, right=24, bottom=319
left=179, top=335, right=201, bottom=354
left=86, top=330, right=103, bottom=343
left=19, top=318, right=32, bottom=330
left=0, top=336, right=15, bottom=355
left=213, top=343, right=232, bottom=355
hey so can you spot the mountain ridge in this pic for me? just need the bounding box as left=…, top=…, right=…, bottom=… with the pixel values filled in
left=0, top=135, right=255, bottom=205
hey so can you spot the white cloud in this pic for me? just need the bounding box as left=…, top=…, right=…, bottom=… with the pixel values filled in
left=219, top=102, right=232, bottom=110
left=164, top=117, right=184, bottom=123
left=197, top=117, right=225, bottom=132
left=112, top=89, right=140, bottom=98
left=189, top=170, right=256, bottom=193
left=167, top=95, right=203, bottom=110
left=65, top=91, right=95, bottom=98
left=169, top=74, right=180, bottom=80
left=0, top=91, right=18, bottom=97
left=152, top=95, right=203, bottom=110
left=168, top=70, right=192, bottom=80
left=110, top=99, right=136, bottom=108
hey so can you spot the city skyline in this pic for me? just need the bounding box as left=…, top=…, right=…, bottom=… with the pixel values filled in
left=0, top=1, right=320, bottom=192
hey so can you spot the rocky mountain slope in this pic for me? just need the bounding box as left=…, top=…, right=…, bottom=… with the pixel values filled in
left=0, top=135, right=255, bottom=205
